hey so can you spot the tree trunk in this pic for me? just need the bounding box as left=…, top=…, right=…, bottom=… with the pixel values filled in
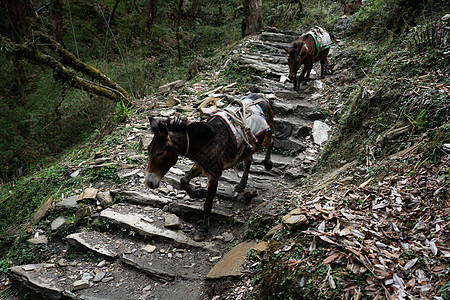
left=51, top=0, right=64, bottom=45
left=189, top=0, right=198, bottom=19
left=143, top=0, right=158, bottom=35
left=242, top=0, right=263, bottom=36
left=2, top=0, right=34, bottom=91
left=176, top=0, right=184, bottom=63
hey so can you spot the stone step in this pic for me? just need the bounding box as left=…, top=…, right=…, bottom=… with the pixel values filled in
left=253, top=152, right=293, bottom=170
left=253, top=40, right=290, bottom=53
left=117, top=190, right=169, bottom=208
left=261, top=31, right=300, bottom=43
left=99, top=204, right=217, bottom=252
left=9, top=261, right=156, bottom=300
left=274, top=137, right=306, bottom=152
left=274, top=117, right=312, bottom=140
left=66, top=231, right=217, bottom=282
left=231, top=55, right=286, bottom=78
left=239, top=53, right=287, bottom=65
left=9, top=259, right=205, bottom=300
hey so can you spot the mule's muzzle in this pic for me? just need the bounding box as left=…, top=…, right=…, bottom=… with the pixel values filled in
left=145, top=172, right=160, bottom=189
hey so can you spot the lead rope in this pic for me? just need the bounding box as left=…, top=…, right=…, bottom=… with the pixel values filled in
left=224, top=98, right=268, bottom=166
left=185, top=131, right=190, bottom=156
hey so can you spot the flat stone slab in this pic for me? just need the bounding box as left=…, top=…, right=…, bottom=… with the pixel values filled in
left=206, top=241, right=257, bottom=279
left=167, top=202, right=234, bottom=222
left=51, top=216, right=67, bottom=231
left=64, top=229, right=217, bottom=283
left=55, top=195, right=79, bottom=210
left=118, top=190, right=169, bottom=207
left=100, top=204, right=216, bottom=252
left=66, top=232, right=119, bottom=259
left=28, top=235, right=48, bottom=245
left=9, top=264, right=63, bottom=300
left=8, top=260, right=163, bottom=300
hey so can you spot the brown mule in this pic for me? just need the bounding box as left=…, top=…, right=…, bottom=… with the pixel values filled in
left=284, top=26, right=331, bottom=91
left=145, top=94, right=277, bottom=241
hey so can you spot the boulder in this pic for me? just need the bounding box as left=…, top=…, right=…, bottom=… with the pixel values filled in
left=312, top=120, right=331, bottom=146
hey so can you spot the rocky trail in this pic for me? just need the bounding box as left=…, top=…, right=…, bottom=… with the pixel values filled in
left=7, top=28, right=345, bottom=300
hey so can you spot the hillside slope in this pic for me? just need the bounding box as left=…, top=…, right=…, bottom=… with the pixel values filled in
left=1, top=1, right=449, bottom=299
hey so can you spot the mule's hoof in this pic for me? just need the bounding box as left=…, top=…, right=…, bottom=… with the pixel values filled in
left=193, top=231, right=207, bottom=242
left=264, top=160, right=273, bottom=171
left=234, top=184, right=244, bottom=193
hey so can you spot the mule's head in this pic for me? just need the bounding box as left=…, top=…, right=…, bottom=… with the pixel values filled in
left=284, top=40, right=305, bottom=81
left=145, top=117, right=179, bottom=189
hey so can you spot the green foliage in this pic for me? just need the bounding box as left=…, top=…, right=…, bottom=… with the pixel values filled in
left=0, top=68, right=114, bottom=181
left=1, top=0, right=246, bottom=182
left=0, top=241, right=36, bottom=276
left=114, top=100, right=132, bottom=124
left=88, top=165, right=125, bottom=184
left=0, top=165, right=78, bottom=236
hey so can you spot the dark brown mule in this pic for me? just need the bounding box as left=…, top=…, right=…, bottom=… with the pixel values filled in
left=145, top=94, right=276, bottom=241
left=284, top=27, right=331, bottom=91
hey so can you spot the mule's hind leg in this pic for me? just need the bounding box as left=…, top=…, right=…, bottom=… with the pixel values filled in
left=181, top=163, right=204, bottom=198
left=234, top=158, right=252, bottom=193
left=320, top=58, right=328, bottom=78
left=263, top=133, right=274, bottom=171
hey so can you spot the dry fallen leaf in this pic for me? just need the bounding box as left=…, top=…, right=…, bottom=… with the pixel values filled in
left=322, top=252, right=342, bottom=265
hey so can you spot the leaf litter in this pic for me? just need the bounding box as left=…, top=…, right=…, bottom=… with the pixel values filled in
left=228, top=149, right=449, bottom=299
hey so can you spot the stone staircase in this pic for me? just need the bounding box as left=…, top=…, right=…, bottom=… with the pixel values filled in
left=7, top=28, right=337, bottom=299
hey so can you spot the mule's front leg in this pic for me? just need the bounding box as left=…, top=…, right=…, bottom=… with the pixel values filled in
left=180, top=163, right=204, bottom=198
left=235, top=158, right=252, bottom=193
left=293, top=76, right=299, bottom=91
left=194, top=174, right=220, bottom=242
left=298, top=64, right=308, bottom=86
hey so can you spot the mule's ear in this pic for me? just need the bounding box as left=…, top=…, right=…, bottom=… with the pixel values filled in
left=149, top=117, right=158, bottom=132
left=157, top=122, right=169, bottom=138
left=283, top=47, right=290, bottom=53
left=149, top=117, right=168, bottom=138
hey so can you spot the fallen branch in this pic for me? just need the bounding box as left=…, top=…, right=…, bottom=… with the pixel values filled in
left=0, top=27, right=131, bottom=105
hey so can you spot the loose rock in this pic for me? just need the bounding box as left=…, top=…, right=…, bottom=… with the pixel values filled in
left=51, top=216, right=67, bottom=231
left=164, top=214, right=181, bottom=230
left=72, top=279, right=90, bottom=291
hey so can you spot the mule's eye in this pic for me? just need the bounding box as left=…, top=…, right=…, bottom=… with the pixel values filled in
left=155, top=150, right=165, bottom=158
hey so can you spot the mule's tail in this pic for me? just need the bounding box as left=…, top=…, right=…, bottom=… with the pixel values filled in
left=274, top=125, right=292, bottom=141
left=265, top=98, right=292, bottom=140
